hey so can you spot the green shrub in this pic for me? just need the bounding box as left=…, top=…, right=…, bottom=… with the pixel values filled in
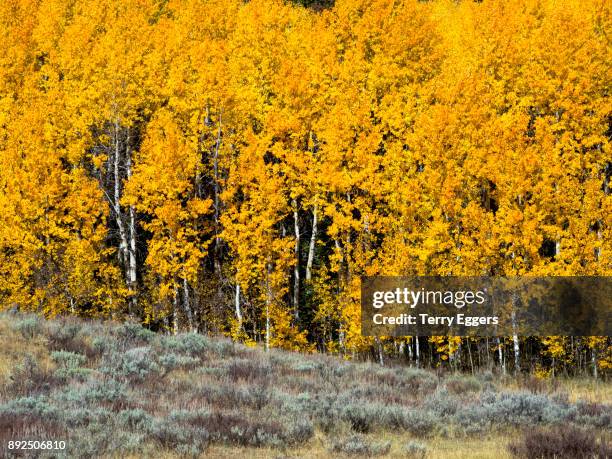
left=424, top=388, right=459, bottom=417
left=377, top=405, right=412, bottom=430
left=400, top=410, right=438, bottom=437
left=91, top=335, right=115, bottom=355
left=13, top=316, right=41, bottom=339
left=62, top=407, right=113, bottom=428
left=341, top=403, right=379, bottom=433
left=115, top=322, right=155, bottom=347
left=119, top=408, right=154, bottom=430
left=276, top=392, right=314, bottom=416
left=160, top=333, right=208, bottom=356
left=340, top=402, right=437, bottom=436
left=81, top=378, right=129, bottom=405
left=398, top=368, right=439, bottom=393
left=404, top=440, right=428, bottom=458
left=311, top=394, right=343, bottom=433
left=293, top=362, right=319, bottom=372
left=67, top=423, right=142, bottom=459
left=45, top=321, right=85, bottom=352
left=454, top=391, right=574, bottom=430
left=330, top=434, right=391, bottom=456
left=158, top=353, right=199, bottom=374
left=0, top=396, right=60, bottom=419
left=101, top=347, right=160, bottom=382
left=51, top=350, right=86, bottom=368
left=165, top=410, right=287, bottom=448
left=210, top=339, right=242, bottom=357
left=150, top=417, right=209, bottom=456
left=51, top=350, right=90, bottom=381
left=285, top=418, right=315, bottom=444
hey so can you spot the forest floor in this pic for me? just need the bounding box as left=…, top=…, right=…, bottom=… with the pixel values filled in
left=0, top=313, right=610, bottom=458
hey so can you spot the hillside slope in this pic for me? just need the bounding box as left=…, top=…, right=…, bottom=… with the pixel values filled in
left=0, top=313, right=610, bottom=458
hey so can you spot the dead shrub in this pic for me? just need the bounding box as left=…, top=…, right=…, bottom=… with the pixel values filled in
left=8, top=355, right=59, bottom=396
left=508, top=426, right=611, bottom=458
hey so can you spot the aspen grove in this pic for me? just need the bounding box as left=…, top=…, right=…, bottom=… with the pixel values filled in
left=0, top=0, right=610, bottom=374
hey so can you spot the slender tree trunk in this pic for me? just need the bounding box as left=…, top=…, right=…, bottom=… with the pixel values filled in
left=265, top=263, right=272, bottom=352
left=292, top=199, right=300, bottom=319
left=511, top=298, right=520, bottom=373
left=213, top=108, right=222, bottom=274
left=497, top=337, right=505, bottom=375
left=467, top=340, right=474, bottom=375
left=306, top=204, right=317, bottom=281
left=512, top=334, right=520, bottom=372
left=595, top=226, right=602, bottom=260
left=375, top=337, right=384, bottom=365
left=128, top=205, right=137, bottom=293
left=415, top=336, right=420, bottom=367
left=183, top=277, right=194, bottom=332
left=455, top=341, right=461, bottom=372
left=173, top=287, right=180, bottom=335
left=113, top=120, right=128, bottom=268
left=334, top=238, right=346, bottom=355
left=113, top=120, right=136, bottom=317
left=602, top=161, right=609, bottom=195
left=126, top=132, right=137, bottom=315
left=235, top=283, right=243, bottom=324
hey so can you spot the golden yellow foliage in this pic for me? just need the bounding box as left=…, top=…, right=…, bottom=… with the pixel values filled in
left=0, top=0, right=609, bottom=368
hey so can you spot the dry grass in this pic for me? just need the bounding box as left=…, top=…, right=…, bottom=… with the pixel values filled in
left=110, top=433, right=517, bottom=459
left=113, top=433, right=518, bottom=458
left=0, top=317, right=55, bottom=397
left=560, top=378, right=612, bottom=404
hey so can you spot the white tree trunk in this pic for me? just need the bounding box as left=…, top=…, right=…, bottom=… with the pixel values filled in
left=292, top=199, right=300, bottom=319
left=183, top=277, right=194, bottom=332
left=235, top=283, right=243, bottom=323
left=126, top=128, right=138, bottom=315
left=306, top=205, right=317, bottom=281
left=497, top=337, right=505, bottom=375
left=511, top=293, right=520, bottom=372
left=375, top=337, right=384, bottom=365
left=265, top=263, right=272, bottom=352
left=113, top=120, right=128, bottom=267
left=173, top=288, right=180, bottom=335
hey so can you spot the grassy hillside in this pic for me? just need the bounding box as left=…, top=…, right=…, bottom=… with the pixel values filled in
left=0, top=313, right=610, bottom=458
